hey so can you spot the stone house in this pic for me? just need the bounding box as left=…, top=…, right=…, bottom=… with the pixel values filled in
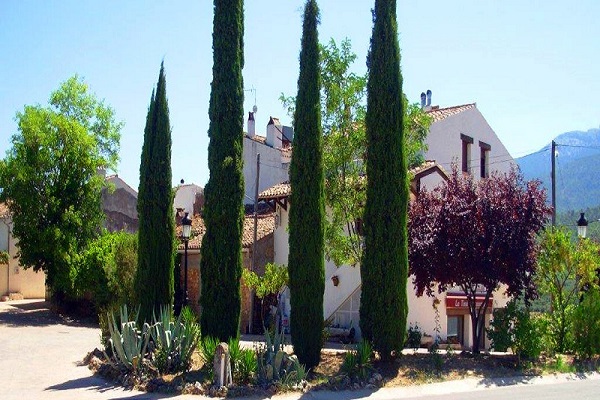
left=175, top=209, right=275, bottom=334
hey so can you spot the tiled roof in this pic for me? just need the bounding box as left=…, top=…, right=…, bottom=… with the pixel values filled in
left=0, top=203, right=9, bottom=219
left=244, top=133, right=267, bottom=144
left=259, top=182, right=291, bottom=200
left=177, top=211, right=275, bottom=250
left=257, top=161, right=446, bottom=202
left=426, top=103, right=476, bottom=123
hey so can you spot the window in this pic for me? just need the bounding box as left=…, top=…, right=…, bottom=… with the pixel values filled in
left=479, top=141, right=491, bottom=178
left=461, top=134, right=473, bottom=174
left=447, top=315, right=464, bottom=345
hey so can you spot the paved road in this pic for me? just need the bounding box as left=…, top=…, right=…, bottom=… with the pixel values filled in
left=1, top=299, right=599, bottom=400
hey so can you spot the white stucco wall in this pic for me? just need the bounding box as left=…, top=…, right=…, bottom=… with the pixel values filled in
left=174, top=183, right=203, bottom=214
left=0, top=218, right=45, bottom=299
left=425, top=107, right=515, bottom=182
left=243, top=137, right=290, bottom=205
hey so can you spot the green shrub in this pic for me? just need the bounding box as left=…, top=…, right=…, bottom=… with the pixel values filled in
left=487, top=300, right=544, bottom=360
left=487, top=301, right=517, bottom=352
left=199, top=336, right=220, bottom=378
left=340, top=339, right=373, bottom=380
left=228, top=337, right=257, bottom=384
left=573, top=287, right=600, bottom=359
left=405, top=323, right=422, bottom=350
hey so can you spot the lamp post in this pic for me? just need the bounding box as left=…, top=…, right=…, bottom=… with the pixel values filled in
left=577, top=212, right=588, bottom=239
left=181, top=212, right=192, bottom=307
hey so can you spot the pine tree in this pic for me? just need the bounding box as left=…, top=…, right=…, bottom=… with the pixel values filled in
left=200, top=0, right=245, bottom=341
left=360, top=0, right=408, bottom=359
left=288, top=0, right=325, bottom=369
left=135, top=62, right=175, bottom=323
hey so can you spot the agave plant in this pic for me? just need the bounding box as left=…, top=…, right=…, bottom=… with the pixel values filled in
left=105, top=305, right=150, bottom=373
left=256, top=324, right=306, bottom=386
left=149, top=305, right=200, bottom=373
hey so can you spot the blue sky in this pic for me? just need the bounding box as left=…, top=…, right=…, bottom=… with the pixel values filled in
left=1, top=1, right=598, bottom=189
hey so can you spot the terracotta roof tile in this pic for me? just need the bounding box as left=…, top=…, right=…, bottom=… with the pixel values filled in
left=177, top=212, right=275, bottom=250
left=259, top=182, right=291, bottom=200
left=244, top=133, right=267, bottom=144
left=426, top=103, right=476, bottom=122
left=0, top=203, right=9, bottom=219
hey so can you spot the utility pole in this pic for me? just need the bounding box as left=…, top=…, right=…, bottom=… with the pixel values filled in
left=551, top=140, right=556, bottom=226
left=249, top=153, right=260, bottom=333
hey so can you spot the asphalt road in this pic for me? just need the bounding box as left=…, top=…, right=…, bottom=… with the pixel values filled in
left=1, top=299, right=599, bottom=400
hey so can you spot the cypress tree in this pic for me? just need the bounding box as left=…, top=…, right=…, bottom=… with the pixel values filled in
left=360, top=0, right=408, bottom=359
left=135, top=62, right=175, bottom=323
left=288, top=0, right=325, bottom=369
left=200, top=0, right=245, bottom=341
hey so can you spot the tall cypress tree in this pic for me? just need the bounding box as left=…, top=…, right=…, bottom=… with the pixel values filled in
left=288, top=0, right=325, bottom=369
left=135, top=62, right=175, bottom=323
left=200, top=0, right=245, bottom=341
left=360, top=0, right=408, bottom=359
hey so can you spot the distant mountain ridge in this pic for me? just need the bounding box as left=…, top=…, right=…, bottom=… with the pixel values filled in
left=516, top=128, right=600, bottom=212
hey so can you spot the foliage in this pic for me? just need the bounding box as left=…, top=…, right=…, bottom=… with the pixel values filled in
left=242, top=263, right=288, bottom=299
left=288, top=0, right=325, bottom=370
left=340, top=339, right=373, bottom=380
left=280, top=38, right=431, bottom=269
left=198, top=336, right=220, bottom=378
left=408, top=166, right=551, bottom=353
left=135, top=62, right=175, bottom=324
left=573, top=287, right=600, bottom=359
left=405, top=323, right=422, bottom=350
left=0, top=75, right=122, bottom=299
left=360, top=0, right=408, bottom=360
left=487, top=302, right=515, bottom=352
left=535, top=227, right=600, bottom=353
left=200, top=0, right=245, bottom=342
left=256, top=324, right=306, bottom=386
left=486, top=300, right=544, bottom=360
left=0, top=251, right=8, bottom=264
left=104, top=305, right=150, bottom=373
left=149, top=305, right=201, bottom=374
left=228, top=337, right=257, bottom=384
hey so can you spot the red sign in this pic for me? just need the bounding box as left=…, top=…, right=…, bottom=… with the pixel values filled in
left=446, top=296, right=493, bottom=310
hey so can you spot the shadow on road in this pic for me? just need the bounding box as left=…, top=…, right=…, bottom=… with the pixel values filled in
left=0, top=300, right=98, bottom=328
left=46, top=375, right=121, bottom=393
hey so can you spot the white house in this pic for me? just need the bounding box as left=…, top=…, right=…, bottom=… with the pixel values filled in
left=243, top=113, right=292, bottom=205
left=253, top=96, right=514, bottom=350
left=422, top=90, right=515, bottom=186
left=0, top=203, right=46, bottom=300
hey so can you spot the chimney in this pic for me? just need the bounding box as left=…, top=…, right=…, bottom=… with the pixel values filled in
left=247, top=111, right=255, bottom=137
left=426, top=89, right=432, bottom=107
left=266, top=116, right=282, bottom=148
left=420, top=92, right=426, bottom=109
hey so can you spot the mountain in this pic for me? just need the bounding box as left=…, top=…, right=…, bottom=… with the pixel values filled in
left=516, top=128, right=600, bottom=212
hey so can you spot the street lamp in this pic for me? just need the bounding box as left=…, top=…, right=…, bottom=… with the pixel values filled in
left=181, top=212, right=192, bottom=307
left=577, top=212, right=588, bottom=239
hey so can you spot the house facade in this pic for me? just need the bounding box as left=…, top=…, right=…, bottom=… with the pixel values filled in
left=252, top=96, right=515, bottom=350
left=0, top=204, right=46, bottom=300
left=242, top=113, right=292, bottom=205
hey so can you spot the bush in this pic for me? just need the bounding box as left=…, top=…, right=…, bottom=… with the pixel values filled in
left=405, top=323, right=422, bottom=350
left=487, top=299, right=544, bottom=360
left=340, top=339, right=373, bottom=380
left=228, top=337, right=257, bottom=384
left=74, top=231, right=138, bottom=314
left=573, top=287, right=600, bottom=359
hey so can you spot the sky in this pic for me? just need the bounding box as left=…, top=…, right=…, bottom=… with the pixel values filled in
left=1, top=0, right=599, bottom=189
